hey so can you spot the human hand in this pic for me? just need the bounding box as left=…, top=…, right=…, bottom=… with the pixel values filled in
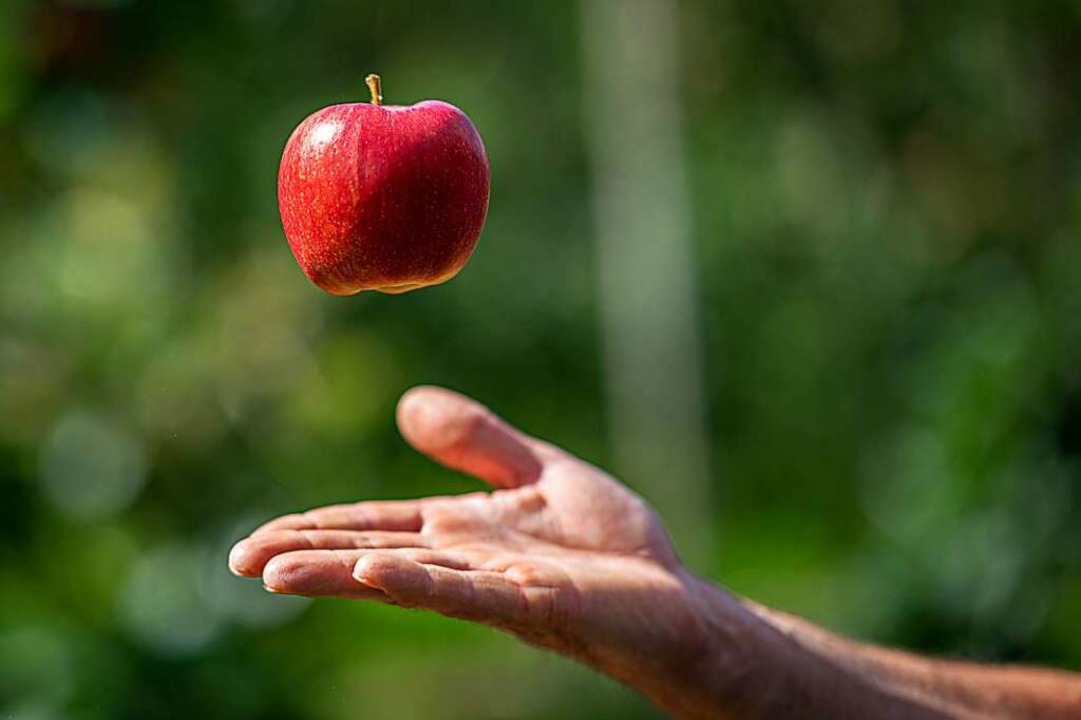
left=229, top=386, right=718, bottom=677
left=231, top=387, right=1081, bottom=720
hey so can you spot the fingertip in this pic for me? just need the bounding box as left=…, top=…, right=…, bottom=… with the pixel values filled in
left=397, top=385, right=443, bottom=417
left=396, top=386, right=479, bottom=454
left=353, top=554, right=426, bottom=595
left=396, top=385, right=447, bottom=426
left=228, top=542, right=259, bottom=578
left=352, top=552, right=392, bottom=586
left=261, top=555, right=290, bottom=592
left=262, top=554, right=311, bottom=594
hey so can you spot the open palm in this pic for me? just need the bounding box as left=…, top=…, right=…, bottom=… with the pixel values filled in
left=230, top=387, right=705, bottom=667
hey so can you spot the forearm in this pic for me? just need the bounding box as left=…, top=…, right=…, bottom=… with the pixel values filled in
left=742, top=602, right=1081, bottom=720
left=613, top=574, right=1081, bottom=720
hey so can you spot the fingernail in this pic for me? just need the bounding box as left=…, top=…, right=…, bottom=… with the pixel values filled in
left=228, top=544, right=249, bottom=576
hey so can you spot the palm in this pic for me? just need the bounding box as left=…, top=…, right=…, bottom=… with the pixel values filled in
left=425, top=461, right=672, bottom=559
left=231, top=387, right=694, bottom=661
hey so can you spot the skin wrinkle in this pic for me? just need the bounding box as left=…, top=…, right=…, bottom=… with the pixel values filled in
left=352, top=503, right=375, bottom=532
left=329, top=549, right=360, bottom=591
left=297, top=528, right=321, bottom=552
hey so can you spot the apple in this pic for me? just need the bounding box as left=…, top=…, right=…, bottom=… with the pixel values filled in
left=278, top=74, right=490, bottom=295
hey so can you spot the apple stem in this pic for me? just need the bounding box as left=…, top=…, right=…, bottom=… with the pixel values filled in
left=366, top=74, right=383, bottom=106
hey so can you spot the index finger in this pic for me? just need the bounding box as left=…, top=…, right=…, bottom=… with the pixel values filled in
left=251, top=498, right=425, bottom=536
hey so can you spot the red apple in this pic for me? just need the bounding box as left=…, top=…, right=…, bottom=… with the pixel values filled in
left=277, top=75, right=490, bottom=295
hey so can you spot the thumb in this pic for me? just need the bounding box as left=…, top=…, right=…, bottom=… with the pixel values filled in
left=396, top=386, right=546, bottom=488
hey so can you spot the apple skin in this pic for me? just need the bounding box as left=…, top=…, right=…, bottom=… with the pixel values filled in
left=277, top=99, right=489, bottom=295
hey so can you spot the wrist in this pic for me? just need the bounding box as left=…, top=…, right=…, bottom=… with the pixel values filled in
left=664, top=571, right=766, bottom=717
left=590, top=568, right=766, bottom=719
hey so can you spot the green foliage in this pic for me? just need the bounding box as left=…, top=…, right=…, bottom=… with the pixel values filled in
left=1, top=0, right=1079, bottom=717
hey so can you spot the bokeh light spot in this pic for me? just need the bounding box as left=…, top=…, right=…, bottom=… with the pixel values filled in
left=121, top=544, right=224, bottom=657
left=40, top=408, right=147, bottom=521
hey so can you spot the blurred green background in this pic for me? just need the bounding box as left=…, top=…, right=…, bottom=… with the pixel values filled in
left=2, top=0, right=1080, bottom=718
